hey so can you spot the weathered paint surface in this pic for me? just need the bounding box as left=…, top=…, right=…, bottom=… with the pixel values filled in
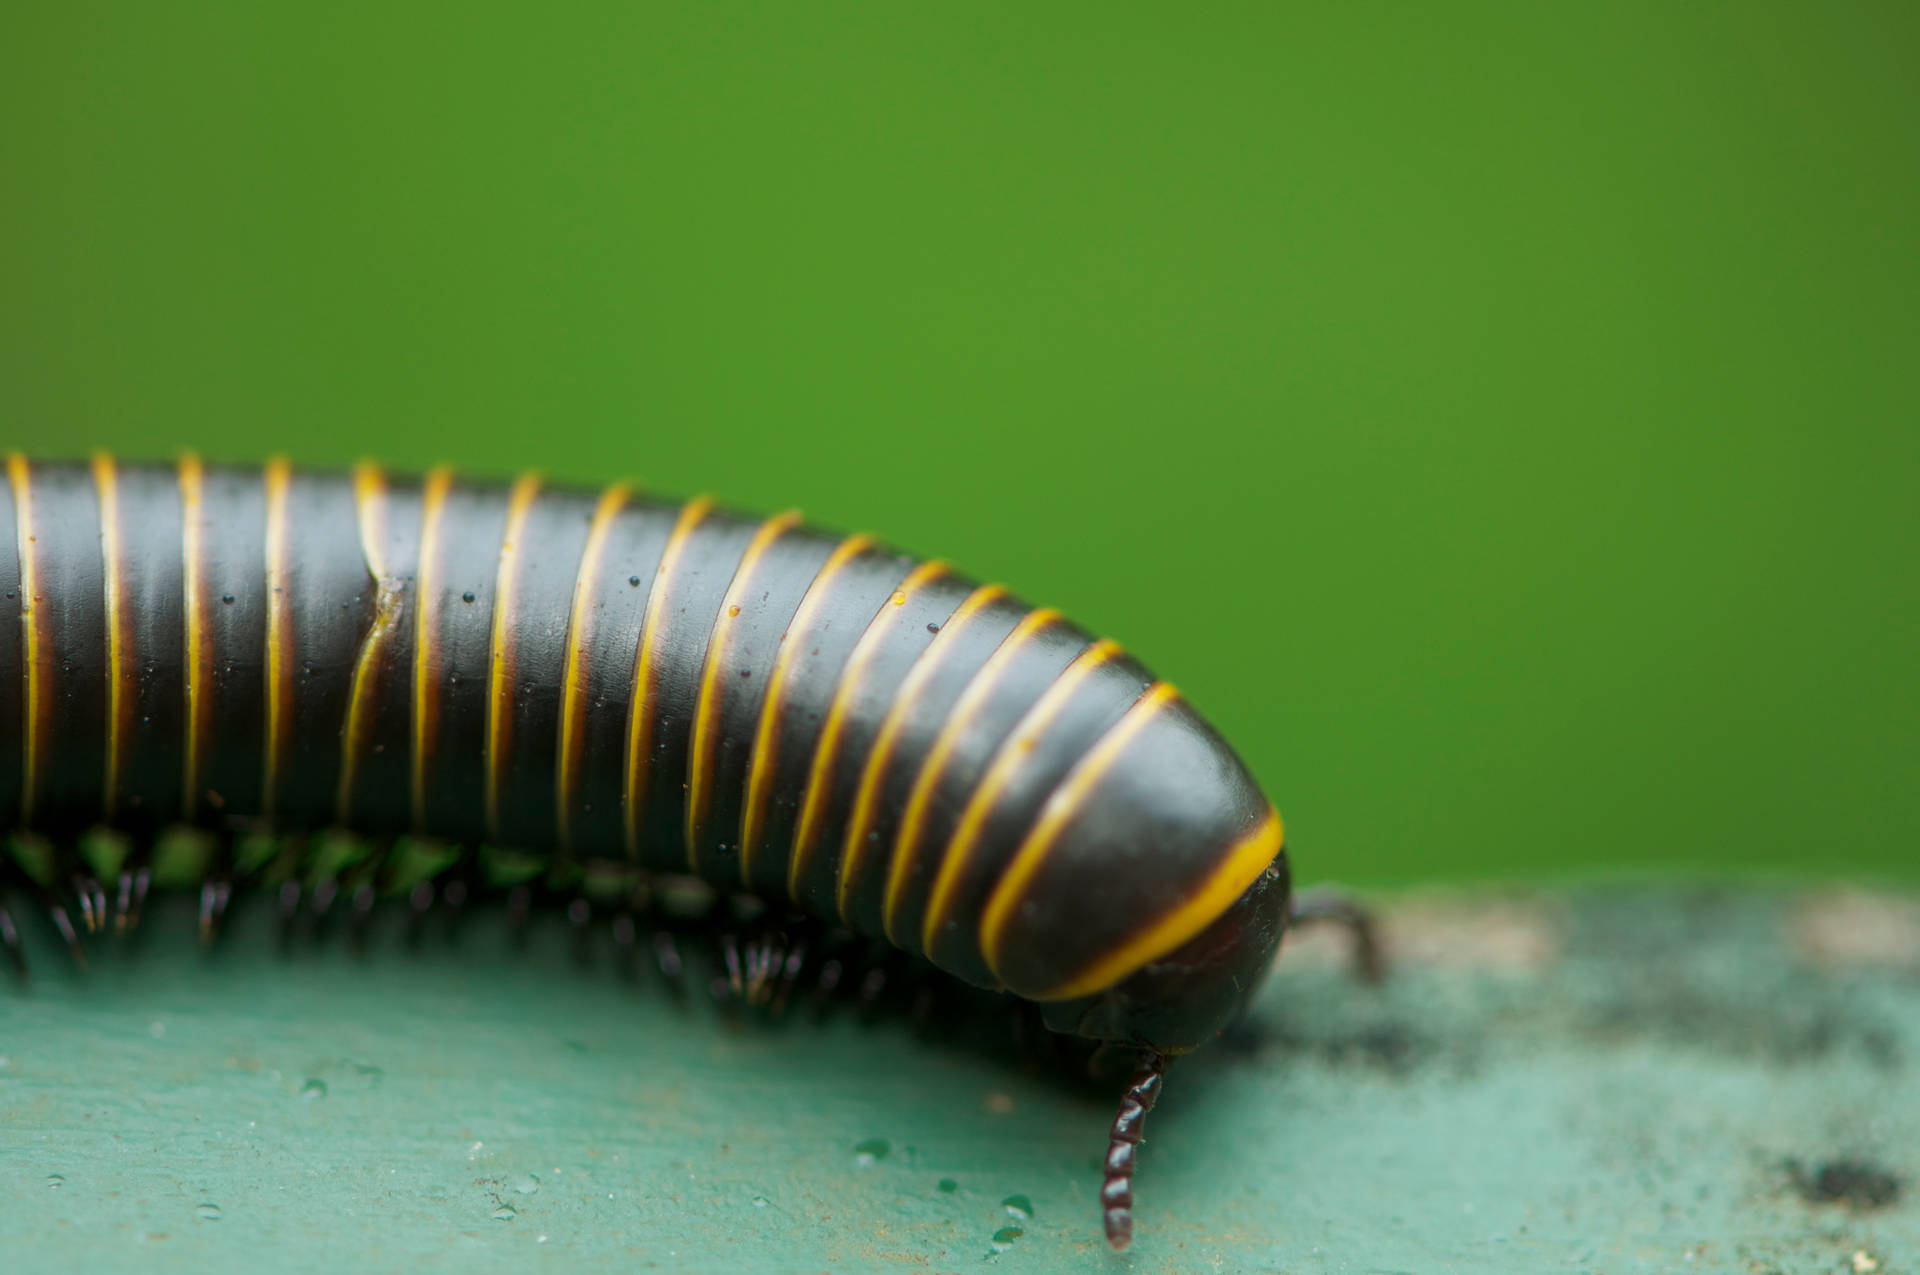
left=1, top=887, right=1915, bottom=1273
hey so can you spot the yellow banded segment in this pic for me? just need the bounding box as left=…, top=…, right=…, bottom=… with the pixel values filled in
left=1039, top=807, right=1283, bottom=1002
left=7, top=454, right=40, bottom=822
left=622, top=495, right=714, bottom=860
left=786, top=558, right=950, bottom=901
left=485, top=472, right=542, bottom=842
left=881, top=607, right=1063, bottom=946
left=737, top=531, right=875, bottom=886
left=335, top=462, right=397, bottom=823
left=92, top=453, right=129, bottom=819
left=178, top=453, right=208, bottom=819
left=409, top=465, right=454, bottom=830
left=918, top=638, right=1122, bottom=956
left=836, top=583, right=1007, bottom=922
left=262, top=457, right=293, bottom=819
left=686, top=509, right=803, bottom=870
left=978, top=682, right=1177, bottom=984
left=555, top=481, right=633, bottom=853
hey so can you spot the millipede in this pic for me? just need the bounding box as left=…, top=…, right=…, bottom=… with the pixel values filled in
left=0, top=452, right=1379, bottom=1251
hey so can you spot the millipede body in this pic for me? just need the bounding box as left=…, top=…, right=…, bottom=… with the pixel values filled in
left=0, top=454, right=1365, bottom=1250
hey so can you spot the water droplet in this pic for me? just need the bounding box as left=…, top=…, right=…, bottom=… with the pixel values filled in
left=45, top=1174, right=65, bottom=1189
left=461, top=591, right=476, bottom=604
left=628, top=575, right=641, bottom=587
left=196, top=1203, right=222, bottom=1222
left=727, top=604, right=740, bottom=617
left=1002, top=1194, right=1033, bottom=1220
left=511, top=1174, right=540, bottom=1196
left=937, top=1178, right=958, bottom=1193
left=750, top=1195, right=770, bottom=1208
left=298, top=1078, right=327, bottom=1100
left=989, top=1226, right=1023, bottom=1253
left=491, top=1204, right=517, bottom=1221
left=852, top=1138, right=890, bottom=1167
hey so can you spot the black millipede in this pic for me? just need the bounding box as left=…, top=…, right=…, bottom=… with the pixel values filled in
left=0, top=453, right=1379, bottom=1250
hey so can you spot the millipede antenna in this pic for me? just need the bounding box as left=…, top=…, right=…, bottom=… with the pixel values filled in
left=1102, top=1048, right=1167, bottom=1250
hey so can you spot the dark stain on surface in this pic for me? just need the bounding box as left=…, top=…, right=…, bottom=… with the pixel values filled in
left=1218, top=1014, right=1434, bottom=1076
left=1786, top=1157, right=1904, bottom=1211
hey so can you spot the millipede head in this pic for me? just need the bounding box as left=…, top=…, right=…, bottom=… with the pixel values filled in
left=1041, top=852, right=1293, bottom=1056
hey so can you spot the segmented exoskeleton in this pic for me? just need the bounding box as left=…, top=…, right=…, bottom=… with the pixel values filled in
left=0, top=454, right=1377, bottom=1250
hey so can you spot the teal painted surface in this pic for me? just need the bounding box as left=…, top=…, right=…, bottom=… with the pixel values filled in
left=3, top=889, right=1915, bottom=1272
left=3, top=1, right=1918, bottom=886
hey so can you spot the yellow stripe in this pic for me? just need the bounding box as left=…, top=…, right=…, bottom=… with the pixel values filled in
left=261, top=457, right=292, bottom=819
left=1038, top=807, right=1283, bottom=1001
left=786, top=559, right=950, bottom=902
left=335, top=462, right=395, bottom=823
left=410, top=465, right=454, bottom=829
left=737, top=532, right=875, bottom=886
left=92, top=453, right=129, bottom=819
left=881, top=607, right=1061, bottom=946
left=555, top=481, right=632, bottom=853
left=836, top=583, right=1007, bottom=922
left=978, top=683, right=1174, bottom=980
left=178, top=453, right=207, bottom=819
left=979, top=685, right=1282, bottom=998
left=485, top=472, right=542, bottom=842
left=918, top=638, right=1121, bottom=955
left=686, top=509, right=803, bottom=870
left=622, top=495, right=714, bottom=859
left=7, top=454, right=40, bottom=822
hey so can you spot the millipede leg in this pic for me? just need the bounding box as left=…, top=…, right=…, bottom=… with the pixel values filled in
left=42, top=840, right=104, bottom=939
left=610, top=909, right=639, bottom=981
left=856, top=958, right=891, bottom=1019
left=199, top=834, right=237, bottom=945
left=652, top=928, right=687, bottom=1001
left=199, top=877, right=234, bottom=944
left=0, top=896, right=27, bottom=983
left=40, top=886, right=88, bottom=971
left=1288, top=884, right=1386, bottom=983
left=770, top=940, right=807, bottom=1017
left=1102, top=1050, right=1167, bottom=1251
left=345, top=838, right=396, bottom=946
left=439, top=849, right=480, bottom=940
left=64, top=851, right=107, bottom=937
left=718, top=930, right=744, bottom=1000
left=405, top=879, right=437, bottom=943
left=115, top=834, right=154, bottom=934
left=564, top=895, right=592, bottom=964
left=348, top=881, right=378, bottom=943
left=308, top=876, right=339, bottom=924
left=1011, top=999, right=1063, bottom=1072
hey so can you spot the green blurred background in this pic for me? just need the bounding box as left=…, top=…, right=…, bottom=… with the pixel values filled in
left=2, top=1, right=1914, bottom=885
